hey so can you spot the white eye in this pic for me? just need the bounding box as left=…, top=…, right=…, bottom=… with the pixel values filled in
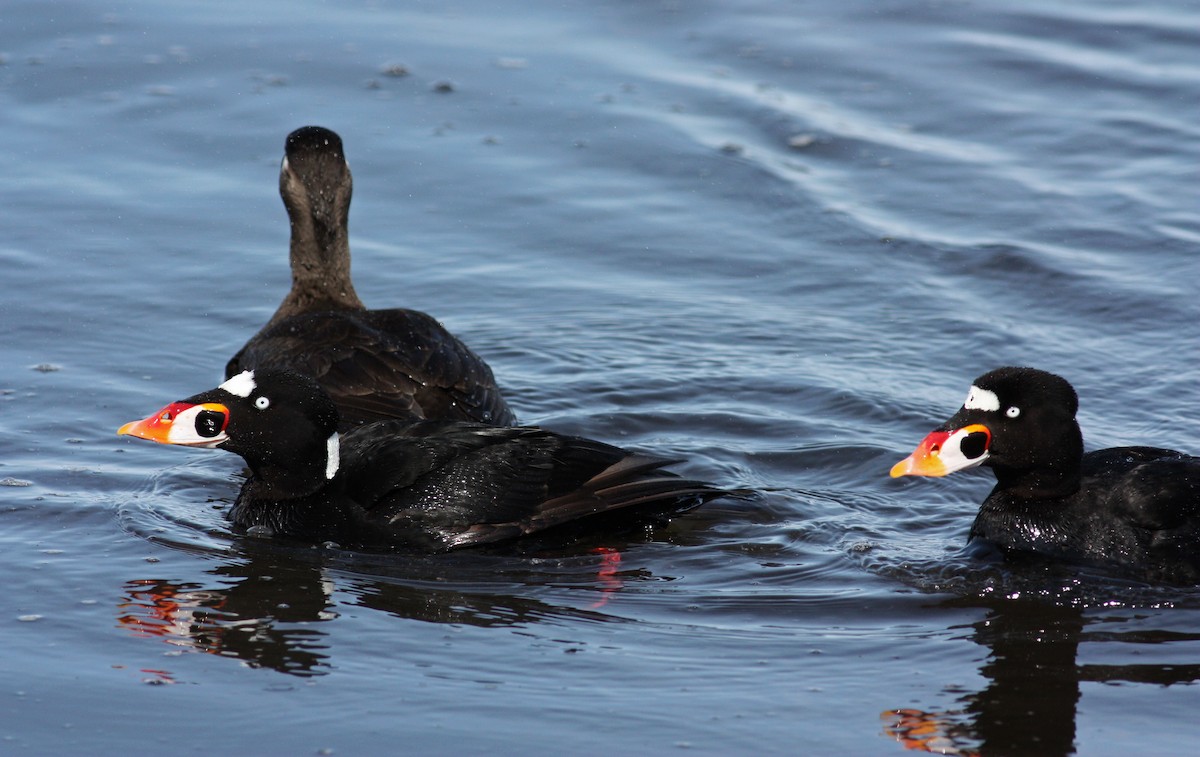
left=254, top=396, right=270, bottom=410
left=1006, top=406, right=1020, bottom=418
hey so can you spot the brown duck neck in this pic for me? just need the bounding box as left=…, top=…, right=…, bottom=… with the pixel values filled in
left=267, top=184, right=364, bottom=328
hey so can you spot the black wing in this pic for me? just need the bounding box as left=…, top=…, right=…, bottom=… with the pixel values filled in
left=1082, top=447, right=1200, bottom=583
left=338, top=420, right=724, bottom=550
left=1083, top=447, right=1200, bottom=532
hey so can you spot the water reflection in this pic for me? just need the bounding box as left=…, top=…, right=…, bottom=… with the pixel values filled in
left=117, top=540, right=631, bottom=677
left=118, top=556, right=338, bottom=677
left=883, top=597, right=1200, bottom=756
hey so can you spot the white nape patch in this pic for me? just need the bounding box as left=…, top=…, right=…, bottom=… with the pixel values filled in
left=281, top=156, right=290, bottom=172
left=219, top=370, right=257, bottom=398
left=325, top=433, right=340, bottom=479
left=963, top=385, right=1000, bottom=412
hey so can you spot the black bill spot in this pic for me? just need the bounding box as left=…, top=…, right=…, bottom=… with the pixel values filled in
left=960, top=430, right=990, bottom=460
left=195, top=409, right=226, bottom=438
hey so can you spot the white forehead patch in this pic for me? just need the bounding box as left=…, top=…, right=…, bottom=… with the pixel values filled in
left=219, top=370, right=257, bottom=398
left=963, top=385, right=1000, bottom=412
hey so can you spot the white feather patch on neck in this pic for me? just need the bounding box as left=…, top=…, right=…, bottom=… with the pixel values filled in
left=219, top=370, right=257, bottom=398
left=325, top=432, right=340, bottom=479
left=963, top=385, right=1000, bottom=412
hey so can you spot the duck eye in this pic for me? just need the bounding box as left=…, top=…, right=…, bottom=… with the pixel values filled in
left=254, top=396, right=270, bottom=410
left=1005, top=406, right=1020, bottom=418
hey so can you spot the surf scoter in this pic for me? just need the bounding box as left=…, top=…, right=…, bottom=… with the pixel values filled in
left=118, top=369, right=725, bottom=551
left=891, top=366, right=1200, bottom=584
left=225, top=126, right=515, bottom=430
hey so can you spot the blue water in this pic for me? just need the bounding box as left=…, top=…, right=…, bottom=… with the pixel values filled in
left=3, top=1, right=1199, bottom=753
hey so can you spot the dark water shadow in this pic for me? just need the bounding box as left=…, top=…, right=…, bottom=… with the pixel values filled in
left=116, top=532, right=665, bottom=678
left=880, top=592, right=1200, bottom=756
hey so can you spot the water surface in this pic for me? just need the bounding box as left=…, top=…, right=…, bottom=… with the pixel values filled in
left=2, top=1, right=1199, bottom=754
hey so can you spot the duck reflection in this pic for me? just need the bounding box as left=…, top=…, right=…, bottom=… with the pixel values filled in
left=118, top=555, right=338, bottom=676
left=883, top=596, right=1200, bottom=756
left=117, top=540, right=632, bottom=677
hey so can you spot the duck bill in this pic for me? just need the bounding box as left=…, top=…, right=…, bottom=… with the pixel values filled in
left=118, top=401, right=230, bottom=448
left=890, top=424, right=991, bottom=478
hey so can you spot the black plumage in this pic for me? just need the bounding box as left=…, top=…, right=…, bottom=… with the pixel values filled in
left=119, top=369, right=726, bottom=552
left=226, top=126, right=515, bottom=429
left=892, top=367, right=1200, bottom=584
